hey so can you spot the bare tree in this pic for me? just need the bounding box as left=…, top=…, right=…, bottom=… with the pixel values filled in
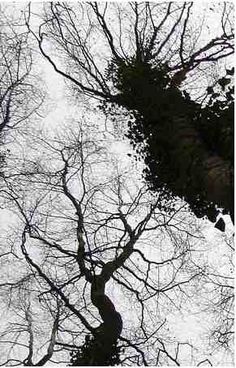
left=29, top=2, right=234, bottom=99
left=0, top=3, right=233, bottom=366
left=198, top=235, right=234, bottom=354
left=0, top=4, right=43, bottom=163
left=0, top=122, right=217, bottom=366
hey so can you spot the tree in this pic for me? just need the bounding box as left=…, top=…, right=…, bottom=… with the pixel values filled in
left=0, top=3, right=234, bottom=366
left=113, top=62, right=234, bottom=228
left=187, top=228, right=234, bottom=357
left=30, top=2, right=234, bottom=227
left=0, top=4, right=43, bottom=175
left=0, top=121, right=224, bottom=366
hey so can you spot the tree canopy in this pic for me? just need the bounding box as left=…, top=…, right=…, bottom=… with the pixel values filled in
left=0, top=2, right=234, bottom=366
left=33, top=1, right=234, bottom=228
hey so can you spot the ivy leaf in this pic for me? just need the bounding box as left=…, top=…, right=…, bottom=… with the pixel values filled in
left=218, top=77, right=231, bottom=90
left=226, top=67, right=234, bottom=76
left=215, top=218, right=226, bottom=232
left=211, top=93, right=220, bottom=99
left=207, top=86, right=214, bottom=94
left=226, top=91, right=234, bottom=101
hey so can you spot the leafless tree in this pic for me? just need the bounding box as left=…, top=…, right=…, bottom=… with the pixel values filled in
left=0, top=121, right=217, bottom=366
left=0, top=3, right=233, bottom=366
left=0, top=5, right=43, bottom=157
left=28, top=2, right=234, bottom=100
left=197, top=234, right=234, bottom=354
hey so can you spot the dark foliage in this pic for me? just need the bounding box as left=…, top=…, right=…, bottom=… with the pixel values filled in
left=70, top=333, right=121, bottom=366
left=215, top=217, right=226, bottom=232
left=104, top=60, right=234, bottom=226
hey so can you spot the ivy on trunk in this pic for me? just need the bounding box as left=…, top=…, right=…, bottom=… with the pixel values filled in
left=105, top=60, right=234, bottom=227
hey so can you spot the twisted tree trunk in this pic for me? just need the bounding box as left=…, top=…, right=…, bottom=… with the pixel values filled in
left=71, top=275, right=122, bottom=366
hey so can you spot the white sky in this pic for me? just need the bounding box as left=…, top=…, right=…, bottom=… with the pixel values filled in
left=0, top=1, right=234, bottom=366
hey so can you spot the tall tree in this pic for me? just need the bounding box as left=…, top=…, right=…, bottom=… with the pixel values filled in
left=0, top=4, right=43, bottom=175
left=31, top=2, right=234, bottom=227
left=0, top=3, right=233, bottom=365
left=1, top=122, right=225, bottom=366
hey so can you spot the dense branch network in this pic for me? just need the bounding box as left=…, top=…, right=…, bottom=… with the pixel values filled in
left=28, top=2, right=234, bottom=228
left=0, top=2, right=234, bottom=366
left=0, top=126, right=218, bottom=365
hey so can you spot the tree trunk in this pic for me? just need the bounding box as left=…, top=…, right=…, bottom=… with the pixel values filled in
left=70, top=275, right=122, bottom=366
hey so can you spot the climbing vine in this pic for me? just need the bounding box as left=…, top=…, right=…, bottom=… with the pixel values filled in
left=103, top=59, right=234, bottom=227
